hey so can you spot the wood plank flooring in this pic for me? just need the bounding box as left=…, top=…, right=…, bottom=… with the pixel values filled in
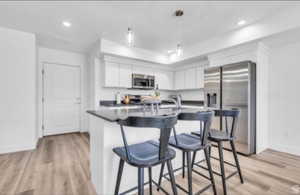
left=0, top=133, right=300, bottom=195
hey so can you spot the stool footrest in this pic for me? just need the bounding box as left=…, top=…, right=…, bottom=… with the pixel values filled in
left=160, top=164, right=214, bottom=194
left=193, top=163, right=222, bottom=176
left=120, top=179, right=169, bottom=195
left=210, top=156, right=238, bottom=168
left=193, top=159, right=239, bottom=181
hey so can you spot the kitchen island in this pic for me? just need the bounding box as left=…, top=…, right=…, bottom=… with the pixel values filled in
left=87, top=107, right=209, bottom=195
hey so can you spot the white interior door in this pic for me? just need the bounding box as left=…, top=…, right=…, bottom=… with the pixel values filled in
left=43, top=63, right=81, bottom=136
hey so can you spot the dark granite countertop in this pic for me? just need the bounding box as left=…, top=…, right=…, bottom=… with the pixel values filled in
left=87, top=107, right=210, bottom=122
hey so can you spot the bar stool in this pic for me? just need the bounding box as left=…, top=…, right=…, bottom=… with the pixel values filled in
left=113, top=114, right=178, bottom=195
left=192, top=109, right=243, bottom=195
left=157, top=111, right=217, bottom=195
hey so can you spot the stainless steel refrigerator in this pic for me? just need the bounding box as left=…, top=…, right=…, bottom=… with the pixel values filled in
left=204, top=61, right=256, bottom=155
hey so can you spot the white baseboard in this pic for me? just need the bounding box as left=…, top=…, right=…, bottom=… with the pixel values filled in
left=43, top=129, right=80, bottom=136
left=270, top=144, right=300, bottom=156
left=0, top=141, right=37, bottom=154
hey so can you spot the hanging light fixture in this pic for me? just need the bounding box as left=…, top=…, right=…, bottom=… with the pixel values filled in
left=127, top=27, right=134, bottom=46
left=175, top=9, right=184, bottom=57
left=176, top=43, right=182, bottom=56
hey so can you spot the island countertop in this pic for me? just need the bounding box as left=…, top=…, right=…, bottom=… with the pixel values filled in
left=87, top=107, right=210, bottom=122
left=87, top=106, right=212, bottom=194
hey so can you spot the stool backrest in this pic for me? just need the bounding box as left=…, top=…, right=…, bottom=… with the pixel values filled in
left=214, top=109, right=240, bottom=138
left=118, top=114, right=177, bottom=129
left=117, top=114, right=178, bottom=161
left=177, top=111, right=213, bottom=146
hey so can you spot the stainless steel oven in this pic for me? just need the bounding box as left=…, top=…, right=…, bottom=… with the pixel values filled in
left=132, top=74, right=155, bottom=89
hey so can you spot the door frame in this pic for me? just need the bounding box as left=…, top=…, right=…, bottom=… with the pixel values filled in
left=41, top=62, right=82, bottom=137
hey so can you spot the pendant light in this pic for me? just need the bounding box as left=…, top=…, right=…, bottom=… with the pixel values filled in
left=127, top=27, right=134, bottom=46
left=175, top=9, right=184, bottom=57
left=176, top=44, right=182, bottom=57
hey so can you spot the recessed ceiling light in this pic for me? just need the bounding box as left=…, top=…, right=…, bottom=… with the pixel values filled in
left=62, top=21, right=72, bottom=27
left=237, top=20, right=246, bottom=26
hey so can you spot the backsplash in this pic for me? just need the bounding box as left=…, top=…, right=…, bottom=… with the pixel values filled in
left=175, top=89, right=205, bottom=101
left=98, top=87, right=173, bottom=101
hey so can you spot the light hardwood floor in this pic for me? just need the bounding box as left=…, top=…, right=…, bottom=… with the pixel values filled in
left=0, top=133, right=299, bottom=195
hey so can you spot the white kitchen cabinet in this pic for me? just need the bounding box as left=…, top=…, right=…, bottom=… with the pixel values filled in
left=196, top=67, right=204, bottom=88
left=132, top=65, right=154, bottom=76
left=185, top=68, right=196, bottom=89
left=165, top=71, right=174, bottom=90
left=155, top=69, right=173, bottom=90
left=174, top=66, right=204, bottom=90
left=174, top=70, right=185, bottom=90
left=119, top=64, right=132, bottom=88
left=104, top=61, right=119, bottom=87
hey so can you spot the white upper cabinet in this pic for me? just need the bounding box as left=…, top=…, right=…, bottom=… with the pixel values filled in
left=104, top=61, right=132, bottom=88
left=196, top=67, right=204, bottom=88
left=103, top=55, right=204, bottom=90
left=174, top=66, right=204, bottom=90
left=155, top=69, right=173, bottom=90
left=132, top=65, right=154, bottom=76
left=185, top=68, right=196, bottom=89
left=104, top=61, right=119, bottom=87
left=174, top=70, right=185, bottom=90
left=119, top=64, right=132, bottom=88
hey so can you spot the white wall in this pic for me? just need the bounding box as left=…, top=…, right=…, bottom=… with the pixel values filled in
left=255, top=43, right=270, bottom=153
left=268, top=40, right=300, bottom=155
left=0, top=27, right=37, bottom=154
left=37, top=47, right=88, bottom=137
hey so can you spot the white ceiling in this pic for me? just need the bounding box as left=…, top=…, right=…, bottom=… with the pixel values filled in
left=0, top=1, right=296, bottom=54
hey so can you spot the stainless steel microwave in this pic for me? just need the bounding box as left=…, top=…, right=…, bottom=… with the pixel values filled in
left=132, top=74, right=155, bottom=89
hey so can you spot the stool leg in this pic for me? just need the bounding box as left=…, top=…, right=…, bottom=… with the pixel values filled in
left=138, top=168, right=144, bottom=195
left=114, top=159, right=124, bottom=195
left=186, top=151, right=193, bottom=195
left=209, top=145, right=212, bottom=157
left=166, top=160, right=178, bottom=195
left=192, top=151, right=197, bottom=168
left=218, top=141, right=227, bottom=195
left=182, top=151, right=185, bottom=178
left=230, top=140, right=244, bottom=184
left=157, top=163, right=165, bottom=191
left=204, top=148, right=217, bottom=195
left=148, top=167, right=152, bottom=195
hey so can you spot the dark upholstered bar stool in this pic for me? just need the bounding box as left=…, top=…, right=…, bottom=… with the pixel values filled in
left=192, top=109, right=243, bottom=195
left=113, top=114, right=178, bottom=195
left=157, top=111, right=217, bottom=195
